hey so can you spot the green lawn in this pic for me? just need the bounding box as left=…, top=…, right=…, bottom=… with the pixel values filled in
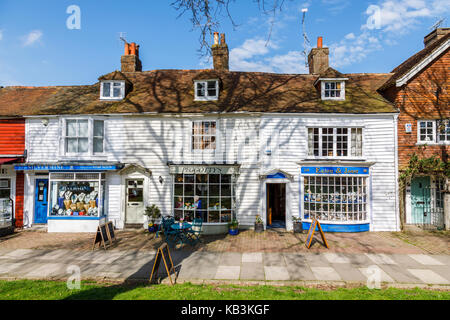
left=0, top=280, right=448, bottom=300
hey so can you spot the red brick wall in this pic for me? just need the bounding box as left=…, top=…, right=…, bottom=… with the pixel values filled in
left=394, top=49, right=450, bottom=169
left=15, top=171, right=24, bottom=228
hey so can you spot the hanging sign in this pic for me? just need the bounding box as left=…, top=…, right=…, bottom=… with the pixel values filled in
left=169, top=165, right=239, bottom=175
left=305, top=218, right=329, bottom=249
left=149, top=243, right=175, bottom=285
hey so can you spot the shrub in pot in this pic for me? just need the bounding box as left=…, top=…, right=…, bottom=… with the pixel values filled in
left=254, top=215, right=264, bottom=233
left=228, top=219, right=239, bottom=235
left=144, top=204, right=161, bottom=232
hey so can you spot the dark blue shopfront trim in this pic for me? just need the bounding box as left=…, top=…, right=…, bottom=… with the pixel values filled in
left=48, top=216, right=104, bottom=221
left=302, top=221, right=370, bottom=233
left=14, top=164, right=121, bottom=171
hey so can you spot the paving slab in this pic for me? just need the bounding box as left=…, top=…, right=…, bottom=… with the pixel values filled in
left=378, top=265, right=423, bottom=284
left=4, top=249, right=43, bottom=260
left=218, top=252, right=242, bottom=266
left=25, top=263, right=67, bottom=278
left=0, top=262, right=25, bottom=274
left=365, top=253, right=397, bottom=265
left=332, top=264, right=367, bottom=282
left=240, top=262, right=265, bottom=280
left=35, top=249, right=72, bottom=261
left=215, top=266, right=241, bottom=280
left=263, top=253, right=286, bottom=266
left=389, top=254, right=425, bottom=268
left=407, top=269, right=449, bottom=285
left=303, top=253, right=332, bottom=267
left=323, top=253, right=352, bottom=264
left=242, top=252, right=263, bottom=263
left=432, top=255, right=450, bottom=266
left=408, top=254, right=445, bottom=266
left=283, top=254, right=316, bottom=281
left=427, top=265, right=450, bottom=282
left=311, top=267, right=342, bottom=281
left=359, top=266, right=395, bottom=283
left=264, top=266, right=290, bottom=281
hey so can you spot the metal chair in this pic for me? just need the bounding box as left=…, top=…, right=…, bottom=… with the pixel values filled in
left=187, top=218, right=203, bottom=246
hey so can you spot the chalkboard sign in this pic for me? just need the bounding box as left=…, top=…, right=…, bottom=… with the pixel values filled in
left=92, top=224, right=110, bottom=251
left=149, top=243, right=175, bottom=285
left=106, top=221, right=116, bottom=242
left=305, top=218, right=329, bottom=249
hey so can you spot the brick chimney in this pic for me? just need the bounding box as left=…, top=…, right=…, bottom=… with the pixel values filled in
left=121, top=42, right=142, bottom=72
left=424, top=28, right=450, bottom=47
left=212, top=32, right=229, bottom=71
left=308, top=36, right=329, bottom=74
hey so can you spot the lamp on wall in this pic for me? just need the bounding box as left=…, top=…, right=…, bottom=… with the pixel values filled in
left=159, top=176, right=164, bottom=184
left=41, top=118, right=49, bottom=127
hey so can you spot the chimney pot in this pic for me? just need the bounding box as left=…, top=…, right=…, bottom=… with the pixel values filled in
left=121, top=41, right=142, bottom=72
left=212, top=32, right=229, bottom=71
left=214, top=32, right=219, bottom=45
left=220, top=33, right=226, bottom=45
left=317, top=36, right=323, bottom=48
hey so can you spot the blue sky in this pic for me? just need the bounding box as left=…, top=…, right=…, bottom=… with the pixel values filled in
left=0, top=0, right=449, bottom=86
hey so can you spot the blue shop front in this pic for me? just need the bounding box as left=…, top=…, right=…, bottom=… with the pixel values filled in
left=15, top=163, right=124, bottom=232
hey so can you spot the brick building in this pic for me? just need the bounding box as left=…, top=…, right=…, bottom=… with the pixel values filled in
left=379, top=28, right=450, bottom=229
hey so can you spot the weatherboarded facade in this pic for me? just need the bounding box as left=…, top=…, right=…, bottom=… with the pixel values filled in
left=0, top=35, right=400, bottom=233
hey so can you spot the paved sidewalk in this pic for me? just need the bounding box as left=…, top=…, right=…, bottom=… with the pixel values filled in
left=0, top=248, right=449, bottom=288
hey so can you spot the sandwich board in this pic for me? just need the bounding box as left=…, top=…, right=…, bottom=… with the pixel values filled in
left=305, top=218, right=329, bottom=249
left=149, top=243, right=175, bottom=285
left=92, top=223, right=110, bottom=250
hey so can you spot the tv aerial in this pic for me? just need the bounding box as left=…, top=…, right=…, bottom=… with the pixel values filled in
left=119, top=32, right=128, bottom=45
left=301, top=8, right=311, bottom=69
left=429, top=17, right=446, bottom=30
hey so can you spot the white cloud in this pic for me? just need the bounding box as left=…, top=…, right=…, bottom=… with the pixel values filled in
left=22, top=30, right=43, bottom=46
left=0, top=30, right=3, bottom=41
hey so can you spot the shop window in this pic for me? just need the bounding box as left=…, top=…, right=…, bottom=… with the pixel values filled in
left=49, top=172, right=105, bottom=217
left=194, top=80, right=219, bottom=101
left=100, top=81, right=125, bottom=100
left=173, top=173, right=235, bottom=223
left=192, top=121, right=217, bottom=150
left=308, top=127, right=362, bottom=158
left=64, top=119, right=105, bottom=155
left=303, top=176, right=368, bottom=222
left=0, top=179, right=12, bottom=225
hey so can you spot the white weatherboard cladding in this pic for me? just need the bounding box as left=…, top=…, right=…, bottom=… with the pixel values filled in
left=23, top=113, right=398, bottom=232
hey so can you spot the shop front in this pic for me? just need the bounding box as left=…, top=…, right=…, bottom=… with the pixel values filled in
left=300, top=164, right=372, bottom=232
left=169, top=163, right=239, bottom=235
left=15, top=163, right=123, bottom=232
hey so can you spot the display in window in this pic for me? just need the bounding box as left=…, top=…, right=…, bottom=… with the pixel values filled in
left=51, top=181, right=100, bottom=217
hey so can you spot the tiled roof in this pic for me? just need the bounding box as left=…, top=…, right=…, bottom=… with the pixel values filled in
left=0, top=69, right=396, bottom=116
left=379, top=33, right=450, bottom=91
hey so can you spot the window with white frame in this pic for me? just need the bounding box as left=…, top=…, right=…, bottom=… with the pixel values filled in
left=194, top=80, right=219, bottom=101
left=418, top=119, right=450, bottom=143
left=100, top=81, right=125, bottom=100
left=308, top=127, right=362, bottom=158
left=64, top=119, right=105, bottom=155
left=321, top=81, right=345, bottom=100
left=303, top=176, right=368, bottom=222
left=192, top=121, right=217, bottom=150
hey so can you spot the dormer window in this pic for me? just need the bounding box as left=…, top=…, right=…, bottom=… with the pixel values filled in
left=100, top=81, right=125, bottom=100
left=320, top=79, right=347, bottom=100
left=195, top=80, right=219, bottom=101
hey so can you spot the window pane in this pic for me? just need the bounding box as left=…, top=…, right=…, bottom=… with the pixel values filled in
left=78, top=120, right=89, bottom=137
left=102, top=83, right=111, bottom=97
left=66, top=138, right=78, bottom=153
left=113, top=87, right=121, bottom=98
left=93, top=120, right=104, bottom=137
left=78, top=138, right=89, bottom=153
left=93, top=137, right=103, bottom=153
left=196, top=83, right=205, bottom=97
left=207, top=81, right=217, bottom=97
left=66, top=120, right=77, bottom=136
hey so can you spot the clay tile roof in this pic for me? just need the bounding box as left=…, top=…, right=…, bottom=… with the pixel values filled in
left=0, top=69, right=396, bottom=116
left=379, top=32, right=450, bottom=91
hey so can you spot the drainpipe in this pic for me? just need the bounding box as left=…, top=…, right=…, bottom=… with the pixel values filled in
left=394, top=113, right=400, bottom=231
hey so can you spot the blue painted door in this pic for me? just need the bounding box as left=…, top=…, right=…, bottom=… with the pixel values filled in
left=34, top=179, right=48, bottom=224
left=411, top=176, right=431, bottom=224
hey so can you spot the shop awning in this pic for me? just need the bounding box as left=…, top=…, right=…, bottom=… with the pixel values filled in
left=0, top=158, right=20, bottom=164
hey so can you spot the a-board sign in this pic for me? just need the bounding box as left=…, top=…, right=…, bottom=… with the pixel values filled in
left=106, top=221, right=116, bottom=242
left=305, top=218, right=329, bottom=249
left=92, top=224, right=110, bottom=250
left=149, top=243, right=175, bottom=285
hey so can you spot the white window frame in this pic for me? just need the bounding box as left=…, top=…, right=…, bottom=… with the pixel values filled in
left=194, top=79, right=219, bottom=101
left=321, top=79, right=346, bottom=100
left=62, top=118, right=106, bottom=157
left=191, top=120, right=217, bottom=152
left=100, top=81, right=125, bottom=100
left=307, top=127, right=364, bottom=159
left=417, top=119, right=450, bottom=145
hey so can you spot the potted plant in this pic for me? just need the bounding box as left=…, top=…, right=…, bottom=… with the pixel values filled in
left=144, top=204, right=161, bottom=232
left=228, top=219, right=239, bottom=235
left=292, top=216, right=303, bottom=233
left=254, top=215, right=264, bottom=233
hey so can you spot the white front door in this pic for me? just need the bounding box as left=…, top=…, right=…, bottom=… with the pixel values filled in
left=125, top=179, right=145, bottom=224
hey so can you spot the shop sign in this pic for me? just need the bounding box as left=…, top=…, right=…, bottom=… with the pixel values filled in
left=14, top=165, right=120, bottom=171
left=301, top=166, right=369, bottom=175
left=169, top=165, right=239, bottom=175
